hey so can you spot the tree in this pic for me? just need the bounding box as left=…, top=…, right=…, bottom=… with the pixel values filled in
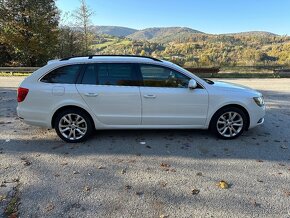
left=0, top=0, right=59, bottom=66
left=0, top=44, right=11, bottom=66
left=57, top=27, right=83, bottom=58
left=74, top=0, right=94, bottom=55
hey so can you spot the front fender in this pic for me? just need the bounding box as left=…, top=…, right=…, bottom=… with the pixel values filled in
left=205, top=99, right=251, bottom=128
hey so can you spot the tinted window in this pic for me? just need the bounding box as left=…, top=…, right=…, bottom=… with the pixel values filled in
left=98, top=63, right=139, bottom=86
left=41, top=65, right=81, bottom=84
left=82, top=64, right=97, bottom=85
left=140, top=65, right=190, bottom=88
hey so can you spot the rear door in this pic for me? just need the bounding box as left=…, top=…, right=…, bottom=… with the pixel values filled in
left=139, top=64, right=209, bottom=126
left=76, top=63, right=142, bottom=125
left=35, top=65, right=83, bottom=124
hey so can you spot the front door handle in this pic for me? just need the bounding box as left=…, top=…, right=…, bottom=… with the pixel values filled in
left=84, top=93, right=98, bottom=97
left=143, top=94, right=156, bottom=99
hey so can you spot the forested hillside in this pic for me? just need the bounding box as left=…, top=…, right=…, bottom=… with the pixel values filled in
left=127, top=27, right=203, bottom=42
left=93, top=32, right=290, bottom=67
left=1, top=0, right=289, bottom=67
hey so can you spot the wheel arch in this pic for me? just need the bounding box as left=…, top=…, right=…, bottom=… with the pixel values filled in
left=209, top=104, right=250, bottom=130
left=51, top=105, right=95, bottom=129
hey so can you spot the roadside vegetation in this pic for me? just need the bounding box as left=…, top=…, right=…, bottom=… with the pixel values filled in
left=0, top=0, right=289, bottom=75
left=0, top=70, right=283, bottom=79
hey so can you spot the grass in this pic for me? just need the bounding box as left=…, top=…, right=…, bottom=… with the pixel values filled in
left=4, top=184, right=20, bottom=217
left=0, top=194, right=6, bottom=201
left=220, top=65, right=288, bottom=72
left=208, top=73, right=281, bottom=78
left=115, top=39, right=131, bottom=46
left=91, top=40, right=116, bottom=50
left=0, top=72, right=32, bottom=76
left=5, top=194, right=19, bottom=216
left=91, top=38, right=132, bottom=51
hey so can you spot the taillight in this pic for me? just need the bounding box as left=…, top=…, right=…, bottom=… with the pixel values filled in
left=17, top=87, right=29, bottom=102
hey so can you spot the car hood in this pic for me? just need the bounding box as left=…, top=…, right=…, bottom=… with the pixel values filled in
left=212, top=81, right=262, bottom=96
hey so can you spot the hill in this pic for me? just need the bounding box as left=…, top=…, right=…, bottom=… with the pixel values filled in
left=90, top=26, right=138, bottom=37
left=127, top=27, right=204, bottom=42
left=90, top=26, right=280, bottom=43
left=224, top=31, right=278, bottom=37
left=93, top=26, right=280, bottom=44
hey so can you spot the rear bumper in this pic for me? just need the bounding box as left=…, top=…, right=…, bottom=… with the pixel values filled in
left=17, top=105, right=52, bottom=128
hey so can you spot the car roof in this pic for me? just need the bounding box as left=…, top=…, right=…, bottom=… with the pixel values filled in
left=48, top=55, right=163, bottom=65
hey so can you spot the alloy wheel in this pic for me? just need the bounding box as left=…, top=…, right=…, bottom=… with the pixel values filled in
left=216, top=111, right=244, bottom=138
left=58, top=113, right=87, bottom=141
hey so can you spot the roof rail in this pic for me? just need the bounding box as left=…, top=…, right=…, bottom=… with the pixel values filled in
left=60, top=55, right=162, bottom=62
left=60, top=56, right=85, bottom=61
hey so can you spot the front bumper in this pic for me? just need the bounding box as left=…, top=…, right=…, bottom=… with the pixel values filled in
left=248, top=105, right=266, bottom=129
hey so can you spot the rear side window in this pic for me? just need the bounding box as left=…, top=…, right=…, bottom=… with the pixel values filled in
left=98, top=63, right=140, bottom=86
left=41, top=65, right=82, bottom=84
left=81, top=64, right=97, bottom=85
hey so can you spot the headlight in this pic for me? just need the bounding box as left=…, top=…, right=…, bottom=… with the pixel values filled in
left=253, top=96, right=264, bottom=107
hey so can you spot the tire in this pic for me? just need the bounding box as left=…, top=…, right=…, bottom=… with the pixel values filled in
left=210, top=107, right=247, bottom=139
left=54, top=108, right=93, bottom=143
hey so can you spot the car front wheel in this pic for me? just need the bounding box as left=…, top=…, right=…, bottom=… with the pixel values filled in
left=55, top=109, right=93, bottom=143
left=211, top=107, right=247, bottom=139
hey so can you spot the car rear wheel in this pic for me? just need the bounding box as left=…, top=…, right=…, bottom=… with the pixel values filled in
left=210, top=107, right=247, bottom=139
left=55, top=109, right=93, bottom=143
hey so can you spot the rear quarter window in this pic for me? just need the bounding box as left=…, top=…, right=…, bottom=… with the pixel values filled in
left=41, top=65, right=82, bottom=84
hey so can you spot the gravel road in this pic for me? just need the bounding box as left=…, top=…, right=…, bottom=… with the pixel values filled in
left=0, top=77, right=290, bottom=218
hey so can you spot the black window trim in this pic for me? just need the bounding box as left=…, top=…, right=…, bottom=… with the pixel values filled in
left=39, top=62, right=204, bottom=89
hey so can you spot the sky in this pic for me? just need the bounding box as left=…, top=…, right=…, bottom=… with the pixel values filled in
left=56, top=0, right=290, bottom=35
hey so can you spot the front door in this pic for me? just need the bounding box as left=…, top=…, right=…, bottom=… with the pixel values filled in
left=139, top=64, right=208, bottom=126
left=76, top=63, right=141, bottom=125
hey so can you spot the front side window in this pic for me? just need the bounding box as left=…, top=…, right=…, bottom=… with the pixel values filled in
left=98, top=63, right=139, bottom=86
left=140, top=65, right=190, bottom=88
left=41, top=65, right=82, bottom=84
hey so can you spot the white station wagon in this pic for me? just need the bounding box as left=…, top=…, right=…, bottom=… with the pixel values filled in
left=17, top=55, right=265, bottom=143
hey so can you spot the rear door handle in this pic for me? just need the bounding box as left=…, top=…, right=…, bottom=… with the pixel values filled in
left=84, top=93, right=98, bottom=97
left=143, top=94, right=156, bottom=99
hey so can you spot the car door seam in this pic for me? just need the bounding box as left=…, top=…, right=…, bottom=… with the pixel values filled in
left=139, top=86, right=143, bottom=125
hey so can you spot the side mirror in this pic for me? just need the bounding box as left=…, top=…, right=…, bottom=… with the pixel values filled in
left=188, top=79, right=197, bottom=89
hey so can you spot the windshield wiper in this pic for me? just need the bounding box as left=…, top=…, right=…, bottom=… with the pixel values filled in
left=202, top=78, right=215, bottom=85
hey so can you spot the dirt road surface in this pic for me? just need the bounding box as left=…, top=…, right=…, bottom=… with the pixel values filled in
left=0, top=77, right=290, bottom=217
